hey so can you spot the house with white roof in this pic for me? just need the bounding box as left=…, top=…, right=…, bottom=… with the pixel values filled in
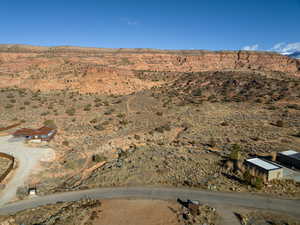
left=245, top=158, right=283, bottom=181
left=277, top=150, right=300, bottom=169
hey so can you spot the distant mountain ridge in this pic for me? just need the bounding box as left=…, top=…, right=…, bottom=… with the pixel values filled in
left=0, top=44, right=299, bottom=95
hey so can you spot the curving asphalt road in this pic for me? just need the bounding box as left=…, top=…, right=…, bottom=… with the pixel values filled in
left=0, top=135, right=54, bottom=205
left=0, top=187, right=299, bottom=217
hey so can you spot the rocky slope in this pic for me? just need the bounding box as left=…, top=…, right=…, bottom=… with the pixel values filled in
left=0, top=45, right=299, bottom=95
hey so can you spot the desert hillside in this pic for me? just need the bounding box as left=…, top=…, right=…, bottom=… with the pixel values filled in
left=0, top=45, right=299, bottom=205
left=0, top=44, right=299, bottom=95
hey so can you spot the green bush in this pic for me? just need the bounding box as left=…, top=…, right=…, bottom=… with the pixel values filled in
left=229, top=144, right=242, bottom=160
left=43, top=120, right=57, bottom=129
left=66, top=108, right=76, bottom=116
left=253, top=177, right=263, bottom=190
left=92, top=154, right=107, bottom=162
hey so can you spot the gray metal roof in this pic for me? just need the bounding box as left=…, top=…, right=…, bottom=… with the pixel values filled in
left=246, top=158, right=281, bottom=171
left=279, top=150, right=300, bottom=161
left=280, top=150, right=298, bottom=156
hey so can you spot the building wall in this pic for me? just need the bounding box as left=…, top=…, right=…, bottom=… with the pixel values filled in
left=245, top=163, right=282, bottom=182
left=277, top=154, right=300, bottom=169
left=268, top=169, right=283, bottom=181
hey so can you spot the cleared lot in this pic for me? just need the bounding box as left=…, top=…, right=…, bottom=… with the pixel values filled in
left=0, top=135, right=54, bottom=205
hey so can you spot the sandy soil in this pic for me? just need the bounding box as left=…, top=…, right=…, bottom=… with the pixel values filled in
left=93, top=199, right=180, bottom=225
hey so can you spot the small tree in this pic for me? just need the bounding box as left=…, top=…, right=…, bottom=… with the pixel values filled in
left=229, top=144, right=242, bottom=161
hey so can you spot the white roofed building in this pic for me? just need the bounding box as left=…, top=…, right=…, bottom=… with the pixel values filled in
left=245, top=158, right=283, bottom=181
left=277, top=150, right=300, bottom=169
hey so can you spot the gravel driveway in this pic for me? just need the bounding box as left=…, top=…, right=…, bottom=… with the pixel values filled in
left=0, top=135, right=54, bottom=206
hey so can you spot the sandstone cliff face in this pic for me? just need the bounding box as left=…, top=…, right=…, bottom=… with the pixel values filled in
left=0, top=46, right=299, bottom=94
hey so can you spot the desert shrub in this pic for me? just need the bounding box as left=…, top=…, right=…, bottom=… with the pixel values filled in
left=5, top=104, right=13, bottom=109
left=84, top=104, right=92, bottom=111
left=295, top=131, right=300, bottom=138
left=6, top=94, right=14, bottom=98
left=104, top=109, right=114, bottom=115
left=62, top=140, right=69, bottom=146
left=94, top=98, right=101, bottom=103
left=253, top=177, right=264, bottom=189
left=119, top=119, right=129, bottom=125
left=244, top=171, right=264, bottom=189
left=92, top=154, right=107, bottom=162
left=220, top=121, right=229, bottom=126
left=10, top=99, right=16, bottom=103
left=287, top=104, right=300, bottom=110
left=156, top=111, right=163, bottom=116
left=275, top=120, right=284, bottom=127
left=134, top=134, right=141, bottom=140
left=43, top=120, right=57, bottom=128
left=19, top=106, right=25, bottom=110
left=267, top=105, right=277, bottom=110
left=243, top=170, right=252, bottom=184
left=191, top=88, right=202, bottom=96
left=41, top=111, right=50, bottom=116
left=66, top=108, right=76, bottom=116
left=116, top=113, right=125, bottom=118
left=90, top=118, right=98, bottom=124
left=101, top=121, right=110, bottom=126
left=154, top=124, right=171, bottom=133
left=24, top=101, right=30, bottom=105
left=94, top=124, right=105, bottom=131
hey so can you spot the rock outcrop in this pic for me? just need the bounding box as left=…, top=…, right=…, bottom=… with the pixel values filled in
left=0, top=45, right=299, bottom=94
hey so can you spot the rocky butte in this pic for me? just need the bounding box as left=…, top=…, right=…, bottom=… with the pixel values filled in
left=0, top=44, right=299, bottom=95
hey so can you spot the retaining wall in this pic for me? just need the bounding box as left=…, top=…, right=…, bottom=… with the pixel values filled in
left=0, top=152, right=14, bottom=183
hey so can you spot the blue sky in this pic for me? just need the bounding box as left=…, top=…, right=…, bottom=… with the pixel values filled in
left=0, top=0, right=299, bottom=51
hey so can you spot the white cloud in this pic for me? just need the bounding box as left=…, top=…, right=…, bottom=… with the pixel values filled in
left=271, top=42, right=300, bottom=54
left=242, top=44, right=259, bottom=51
left=121, top=18, right=139, bottom=26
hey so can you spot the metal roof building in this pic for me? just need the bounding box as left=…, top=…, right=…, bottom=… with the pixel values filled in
left=277, top=150, right=300, bottom=169
left=245, top=158, right=283, bottom=181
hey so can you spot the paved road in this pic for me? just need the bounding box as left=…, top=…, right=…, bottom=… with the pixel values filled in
left=0, top=135, right=54, bottom=205
left=0, top=187, right=299, bottom=217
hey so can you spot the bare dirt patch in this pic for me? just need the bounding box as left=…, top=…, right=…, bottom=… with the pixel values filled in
left=94, top=199, right=180, bottom=225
